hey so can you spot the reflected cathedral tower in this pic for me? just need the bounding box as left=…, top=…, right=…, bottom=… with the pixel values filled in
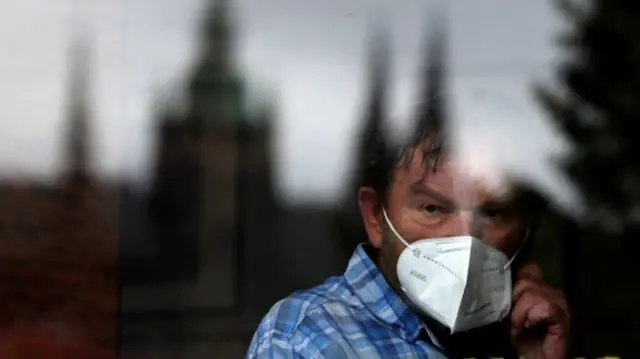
left=120, top=0, right=279, bottom=338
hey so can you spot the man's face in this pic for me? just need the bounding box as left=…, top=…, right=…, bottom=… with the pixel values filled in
left=359, top=145, right=526, bottom=289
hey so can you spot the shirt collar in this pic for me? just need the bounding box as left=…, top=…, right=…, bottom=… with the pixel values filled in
left=343, top=243, right=425, bottom=342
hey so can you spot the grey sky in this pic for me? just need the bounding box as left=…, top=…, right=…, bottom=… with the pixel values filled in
left=0, top=0, right=579, bottom=210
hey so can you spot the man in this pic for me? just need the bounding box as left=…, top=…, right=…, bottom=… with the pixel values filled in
left=246, top=16, right=570, bottom=359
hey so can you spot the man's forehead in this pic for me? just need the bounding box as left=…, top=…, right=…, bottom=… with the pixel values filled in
left=402, top=148, right=514, bottom=202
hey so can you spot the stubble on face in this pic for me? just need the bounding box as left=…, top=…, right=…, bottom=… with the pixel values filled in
left=376, top=220, right=404, bottom=292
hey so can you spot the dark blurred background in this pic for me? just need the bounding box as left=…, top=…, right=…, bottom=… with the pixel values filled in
left=0, top=0, right=638, bottom=357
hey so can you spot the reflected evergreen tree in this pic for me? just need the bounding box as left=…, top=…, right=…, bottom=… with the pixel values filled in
left=538, top=0, right=640, bottom=245
left=537, top=0, right=640, bottom=354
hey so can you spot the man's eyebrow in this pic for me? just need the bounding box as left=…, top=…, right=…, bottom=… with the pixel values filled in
left=408, top=182, right=455, bottom=207
left=479, top=199, right=513, bottom=209
left=480, top=191, right=517, bottom=207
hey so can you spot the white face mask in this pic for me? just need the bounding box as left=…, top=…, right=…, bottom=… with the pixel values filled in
left=382, top=209, right=528, bottom=334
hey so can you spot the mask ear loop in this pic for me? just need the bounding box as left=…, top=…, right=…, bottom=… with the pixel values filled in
left=503, top=227, right=530, bottom=270
left=382, top=209, right=413, bottom=249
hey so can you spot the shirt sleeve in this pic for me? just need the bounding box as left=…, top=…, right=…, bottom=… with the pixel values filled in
left=245, top=338, right=298, bottom=359
left=247, top=332, right=357, bottom=359
left=246, top=298, right=352, bottom=359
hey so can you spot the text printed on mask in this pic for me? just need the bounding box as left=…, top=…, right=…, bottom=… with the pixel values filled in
left=409, top=270, right=428, bottom=282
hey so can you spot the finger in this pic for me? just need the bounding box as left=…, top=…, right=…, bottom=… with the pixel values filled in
left=513, top=280, right=569, bottom=315
left=511, top=291, right=538, bottom=336
left=512, top=278, right=538, bottom=303
left=516, top=262, right=544, bottom=283
left=526, top=300, right=556, bottom=328
left=511, top=291, right=569, bottom=338
left=550, top=288, right=570, bottom=315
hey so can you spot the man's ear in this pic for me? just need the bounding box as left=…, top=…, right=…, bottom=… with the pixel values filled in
left=358, top=187, right=383, bottom=248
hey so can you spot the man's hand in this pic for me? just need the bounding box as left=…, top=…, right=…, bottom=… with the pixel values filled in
left=511, top=262, right=570, bottom=359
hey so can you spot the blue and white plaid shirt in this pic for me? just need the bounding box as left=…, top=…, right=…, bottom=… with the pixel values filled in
left=246, top=244, right=451, bottom=359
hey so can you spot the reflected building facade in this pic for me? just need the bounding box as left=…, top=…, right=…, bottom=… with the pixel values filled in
left=0, top=34, right=119, bottom=358
left=119, top=0, right=285, bottom=357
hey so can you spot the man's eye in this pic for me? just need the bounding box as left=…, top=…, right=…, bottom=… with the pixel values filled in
left=480, top=208, right=503, bottom=218
left=422, top=204, right=444, bottom=215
